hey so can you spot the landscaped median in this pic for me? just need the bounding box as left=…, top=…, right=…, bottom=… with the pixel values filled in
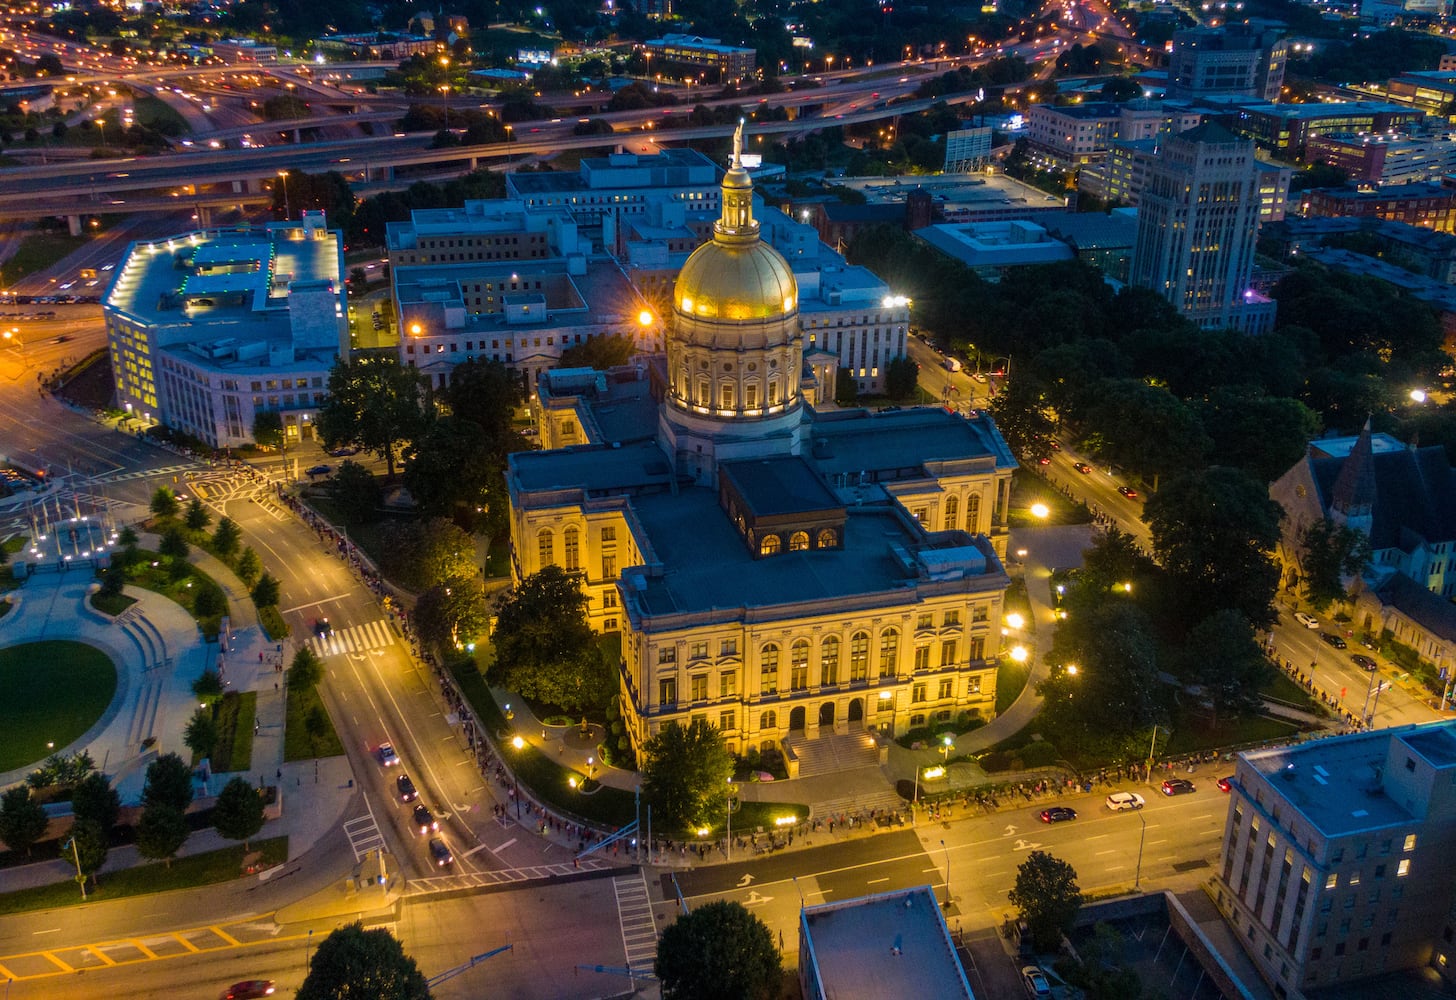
left=0, top=836, right=288, bottom=916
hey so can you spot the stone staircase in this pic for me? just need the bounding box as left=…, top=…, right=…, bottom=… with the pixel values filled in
left=784, top=729, right=879, bottom=778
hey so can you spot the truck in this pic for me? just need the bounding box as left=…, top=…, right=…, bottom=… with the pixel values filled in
left=943, top=357, right=962, bottom=373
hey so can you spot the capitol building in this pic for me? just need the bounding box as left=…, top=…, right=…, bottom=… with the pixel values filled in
left=506, top=131, right=1018, bottom=761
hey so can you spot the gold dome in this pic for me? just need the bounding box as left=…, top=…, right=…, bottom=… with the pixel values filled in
left=672, top=121, right=798, bottom=324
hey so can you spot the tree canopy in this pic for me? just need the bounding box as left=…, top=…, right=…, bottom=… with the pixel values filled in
left=0, top=785, right=48, bottom=857
left=1009, top=850, right=1083, bottom=951
left=142, top=752, right=194, bottom=814
left=656, top=900, right=781, bottom=1000
left=489, top=565, right=613, bottom=713
left=135, top=802, right=189, bottom=868
left=317, top=357, right=427, bottom=478
left=297, top=923, right=431, bottom=1000
left=641, top=718, right=735, bottom=836
left=213, top=776, right=266, bottom=851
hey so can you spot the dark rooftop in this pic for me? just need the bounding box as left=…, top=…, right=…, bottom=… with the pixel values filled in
left=720, top=457, right=844, bottom=518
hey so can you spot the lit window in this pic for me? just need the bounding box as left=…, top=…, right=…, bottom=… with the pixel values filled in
left=1398, top=860, right=1411, bottom=877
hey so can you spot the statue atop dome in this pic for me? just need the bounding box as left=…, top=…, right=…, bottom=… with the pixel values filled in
left=732, top=119, right=744, bottom=167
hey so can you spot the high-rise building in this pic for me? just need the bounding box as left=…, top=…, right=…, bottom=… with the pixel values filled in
left=1129, top=123, right=1273, bottom=332
left=1167, top=21, right=1288, bottom=102
left=1211, top=721, right=1456, bottom=995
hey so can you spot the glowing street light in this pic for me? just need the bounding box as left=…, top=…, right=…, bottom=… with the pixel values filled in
left=1030, top=502, right=1050, bottom=519
left=1009, top=645, right=1028, bottom=663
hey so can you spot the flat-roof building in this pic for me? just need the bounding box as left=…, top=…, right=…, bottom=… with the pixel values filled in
left=1305, top=131, right=1456, bottom=186
left=1167, top=22, right=1288, bottom=102
left=509, top=139, right=1015, bottom=760
left=1080, top=136, right=1291, bottom=222
left=1212, top=721, right=1456, bottom=995
left=642, top=34, right=756, bottom=84
left=102, top=214, right=347, bottom=448
left=1025, top=100, right=1202, bottom=169
left=799, top=886, right=974, bottom=1000
left=914, top=220, right=1074, bottom=280
left=1299, top=182, right=1456, bottom=233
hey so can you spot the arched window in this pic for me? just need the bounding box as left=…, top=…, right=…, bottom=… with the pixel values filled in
left=760, top=644, right=779, bottom=695
left=768, top=378, right=781, bottom=405
left=878, top=628, right=900, bottom=677
left=720, top=383, right=734, bottom=410
left=790, top=640, right=810, bottom=691
left=697, top=378, right=711, bottom=406
left=760, top=534, right=781, bottom=556
left=760, top=709, right=777, bottom=731
left=850, top=631, right=870, bottom=682
left=537, top=528, right=554, bottom=567
left=816, top=528, right=837, bottom=549
left=944, top=495, right=960, bottom=531
left=745, top=382, right=759, bottom=408
left=967, top=494, right=981, bottom=532
left=563, top=526, right=579, bottom=571
left=821, top=636, right=840, bottom=686
left=789, top=530, right=810, bottom=552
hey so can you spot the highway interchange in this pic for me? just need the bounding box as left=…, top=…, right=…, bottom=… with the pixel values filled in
left=0, top=10, right=1445, bottom=997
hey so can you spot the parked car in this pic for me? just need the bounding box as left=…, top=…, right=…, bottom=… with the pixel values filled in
left=396, top=773, right=418, bottom=802
left=1039, top=806, right=1077, bottom=824
left=1321, top=632, right=1348, bottom=649
left=1021, top=965, right=1052, bottom=999
left=1162, top=778, right=1196, bottom=796
left=1117, top=485, right=1138, bottom=498
left=1073, top=462, right=1092, bottom=474
left=1351, top=654, right=1377, bottom=671
left=376, top=742, right=399, bottom=767
left=429, top=837, right=454, bottom=867
left=413, top=804, right=439, bottom=833
left=1217, top=776, right=1233, bottom=793
left=1105, top=791, right=1145, bottom=811
left=305, top=464, right=332, bottom=477
left=1294, top=612, right=1320, bottom=629
left=328, top=446, right=358, bottom=457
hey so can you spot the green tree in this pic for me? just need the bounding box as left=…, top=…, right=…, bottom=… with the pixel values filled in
left=251, top=572, right=281, bottom=609
left=252, top=410, right=284, bottom=452
left=68, top=818, right=108, bottom=890
left=441, top=358, right=520, bottom=448
left=316, top=357, right=427, bottom=478
left=192, top=669, right=224, bottom=704
left=326, top=460, right=381, bottom=528
left=212, top=517, right=241, bottom=557
left=655, top=900, right=781, bottom=1000
left=117, top=525, right=140, bottom=567
left=1299, top=517, right=1372, bottom=611
left=235, top=547, right=262, bottom=586
left=1196, top=389, right=1322, bottom=485
left=212, top=776, right=266, bottom=851
left=184, top=496, right=210, bottom=532
left=489, top=565, right=613, bottom=713
left=150, top=487, right=179, bottom=519
left=159, top=524, right=189, bottom=561
left=642, top=718, right=734, bottom=836
left=1084, top=379, right=1209, bottom=491
left=183, top=707, right=218, bottom=761
left=142, top=752, right=194, bottom=814
left=297, top=923, right=430, bottom=1000
left=1144, top=466, right=1283, bottom=628
left=70, top=772, right=120, bottom=832
left=97, top=561, right=126, bottom=599
left=1038, top=600, right=1161, bottom=744
left=414, top=575, right=491, bottom=651
left=379, top=518, right=477, bottom=592
left=1178, top=610, right=1267, bottom=724
left=135, top=802, right=189, bottom=868
left=305, top=704, right=330, bottom=751
left=989, top=370, right=1056, bottom=462
left=834, top=366, right=858, bottom=406
left=0, top=785, right=49, bottom=857
left=558, top=333, right=635, bottom=370
left=289, top=646, right=324, bottom=690
left=402, top=417, right=498, bottom=520
left=884, top=355, right=919, bottom=400
left=1009, top=850, right=1083, bottom=951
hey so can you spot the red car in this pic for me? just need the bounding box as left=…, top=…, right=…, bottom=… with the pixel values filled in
left=1217, top=776, right=1233, bottom=793
left=220, top=982, right=275, bottom=1000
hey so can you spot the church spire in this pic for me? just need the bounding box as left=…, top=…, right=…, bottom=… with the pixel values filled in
left=714, top=119, right=759, bottom=245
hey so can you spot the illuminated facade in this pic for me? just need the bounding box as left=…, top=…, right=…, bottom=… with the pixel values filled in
left=506, top=133, right=1016, bottom=759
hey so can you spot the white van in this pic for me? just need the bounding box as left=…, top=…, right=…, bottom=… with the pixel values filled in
left=1105, top=791, right=1145, bottom=811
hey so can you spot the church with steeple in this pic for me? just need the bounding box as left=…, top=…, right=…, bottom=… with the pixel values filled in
left=505, top=130, right=1020, bottom=762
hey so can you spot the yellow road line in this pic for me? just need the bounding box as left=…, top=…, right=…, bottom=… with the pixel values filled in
left=191, top=484, right=208, bottom=498
left=0, top=927, right=317, bottom=982
left=209, top=925, right=241, bottom=947
left=131, top=940, right=158, bottom=959
left=88, top=946, right=117, bottom=966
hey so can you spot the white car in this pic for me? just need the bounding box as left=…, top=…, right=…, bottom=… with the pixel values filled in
left=1105, top=791, right=1145, bottom=811
left=1294, top=612, right=1320, bottom=629
left=1021, top=965, right=1052, bottom=999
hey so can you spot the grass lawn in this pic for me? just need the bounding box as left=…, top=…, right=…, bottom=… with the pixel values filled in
left=0, top=837, right=287, bottom=916
left=1163, top=712, right=1301, bottom=757
left=125, top=550, right=226, bottom=640
left=726, top=800, right=809, bottom=837
left=1, top=233, right=87, bottom=284
left=996, top=656, right=1031, bottom=716
left=1259, top=668, right=1322, bottom=712
left=90, top=591, right=136, bottom=616
left=1008, top=467, right=1093, bottom=527
left=258, top=605, right=290, bottom=641
left=130, top=94, right=190, bottom=134
left=0, top=642, right=117, bottom=772
left=211, top=691, right=257, bottom=773
left=283, top=683, right=344, bottom=762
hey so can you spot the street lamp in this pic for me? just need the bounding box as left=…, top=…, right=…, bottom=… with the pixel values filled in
left=1134, top=809, right=1147, bottom=890
left=726, top=777, right=733, bottom=861
left=940, top=733, right=954, bottom=764
left=439, top=83, right=451, bottom=130
left=940, top=838, right=951, bottom=909
left=277, top=170, right=291, bottom=221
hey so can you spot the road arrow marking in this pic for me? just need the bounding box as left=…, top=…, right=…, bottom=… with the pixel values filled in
left=744, top=891, right=773, bottom=906
left=1004, top=824, right=1018, bottom=836
left=737, top=874, right=755, bottom=888
left=1012, top=839, right=1043, bottom=851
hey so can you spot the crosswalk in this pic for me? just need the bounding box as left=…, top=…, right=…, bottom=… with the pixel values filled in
left=88, top=463, right=199, bottom=485
left=344, top=806, right=386, bottom=862
left=614, top=873, right=659, bottom=979
left=406, top=858, right=615, bottom=896
left=308, top=618, right=397, bottom=658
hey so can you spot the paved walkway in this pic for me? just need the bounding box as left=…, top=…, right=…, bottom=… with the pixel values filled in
left=0, top=545, right=356, bottom=893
